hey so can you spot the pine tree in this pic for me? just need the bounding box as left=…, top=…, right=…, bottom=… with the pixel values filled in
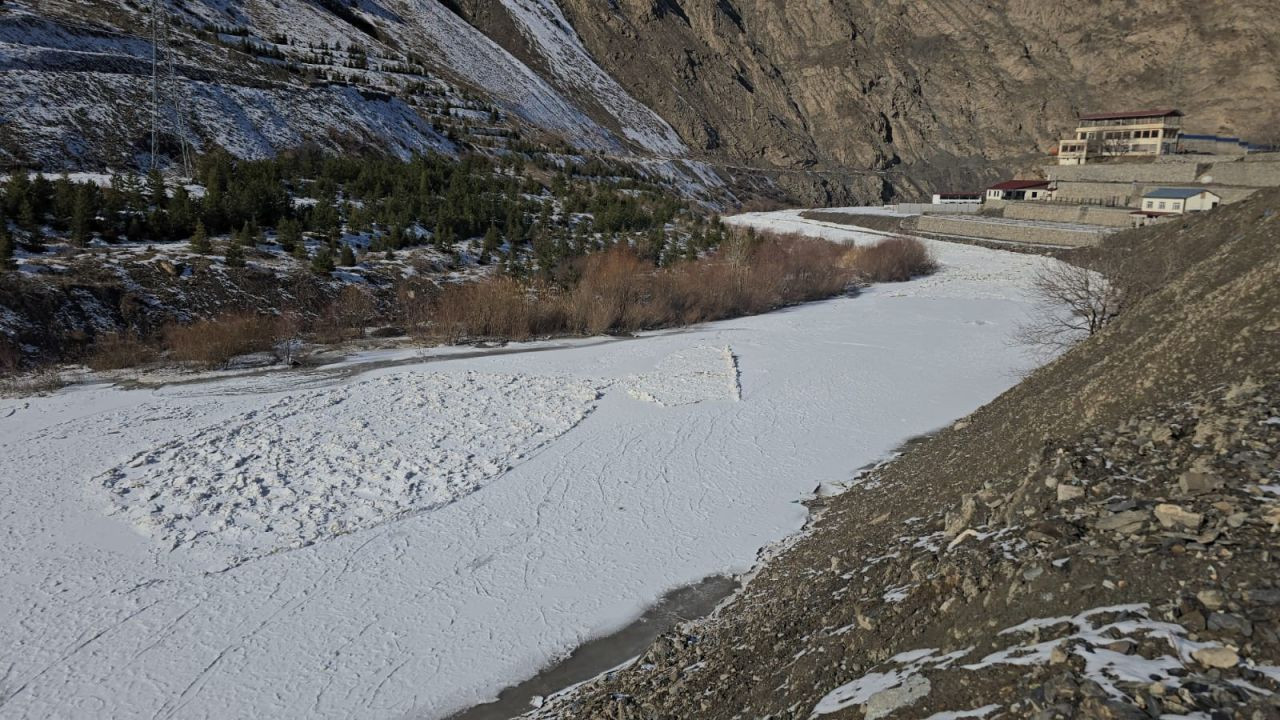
left=292, top=239, right=310, bottom=261
left=0, top=224, right=14, bottom=271
left=69, top=185, right=94, bottom=248
left=310, top=246, right=335, bottom=274
left=146, top=169, right=167, bottom=209
left=277, top=218, right=301, bottom=252
left=224, top=240, right=245, bottom=268
left=190, top=220, right=212, bottom=254
left=339, top=243, right=356, bottom=267
left=52, top=174, right=75, bottom=229
left=167, top=186, right=194, bottom=238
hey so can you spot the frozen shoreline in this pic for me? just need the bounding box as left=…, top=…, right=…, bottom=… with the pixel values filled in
left=0, top=210, right=1057, bottom=719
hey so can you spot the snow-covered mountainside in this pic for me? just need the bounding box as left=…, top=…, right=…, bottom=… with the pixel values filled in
left=0, top=0, right=709, bottom=185
left=9, top=1, right=1276, bottom=205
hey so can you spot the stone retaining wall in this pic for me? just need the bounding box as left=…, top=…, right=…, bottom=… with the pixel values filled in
left=1002, top=203, right=1135, bottom=228
left=1045, top=163, right=1200, bottom=183
left=915, top=215, right=1106, bottom=247
left=890, top=202, right=980, bottom=215
left=1198, top=161, right=1280, bottom=187
left=1051, top=181, right=1140, bottom=205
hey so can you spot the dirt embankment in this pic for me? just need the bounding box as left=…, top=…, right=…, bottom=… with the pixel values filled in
left=533, top=189, right=1280, bottom=718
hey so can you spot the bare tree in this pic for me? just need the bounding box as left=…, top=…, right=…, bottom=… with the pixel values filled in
left=1016, top=258, right=1126, bottom=353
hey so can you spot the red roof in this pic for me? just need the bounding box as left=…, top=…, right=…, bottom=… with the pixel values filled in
left=1078, top=108, right=1183, bottom=122
left=989, top=180, right=1051, bottom=191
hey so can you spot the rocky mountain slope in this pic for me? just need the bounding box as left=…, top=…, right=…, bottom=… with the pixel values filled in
left=538, top=0, right=1280, bottom=202
left=4, top=1, right=1278, bottom=204
left=530, top=189, right=1280, bottom=717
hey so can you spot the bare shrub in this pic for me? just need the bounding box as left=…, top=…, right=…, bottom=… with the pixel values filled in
left=394, top=276, right=439, bottom=334
left=430, top=276, right=557, bottom=342
left=86, top=332, right=155, bottom=371
left=164, top=313, right=281, bottom=367
left=0, top=338, right=20, bottom=376
left=316, top=285, right=378, bottom=343
left=565, top=246, right=650, bottom=334
left=849, top=236, right=938, bottom=282
left=403, top=226, right=867, bottom=344
left=273, top=311, right=306, bottom=365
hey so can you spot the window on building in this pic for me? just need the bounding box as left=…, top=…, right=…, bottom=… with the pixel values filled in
left=1145, top=200, right=1154, bottom=209
left=1173, top=201, right=1182, bottom=210
left=1158, top=201, right=1167, bottom=210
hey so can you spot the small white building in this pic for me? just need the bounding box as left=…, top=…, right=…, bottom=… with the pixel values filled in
left=1140, top=188, right=1222, bottom=215
left=931, top=192, right=982, bottom=205
left=985, top=180, right=1052, bottom=202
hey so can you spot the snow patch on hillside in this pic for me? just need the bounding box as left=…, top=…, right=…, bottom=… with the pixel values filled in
left=498, top=0, right=688, bottom=156
left=99, top=371, right=600, bottom=565
left=396, top=0, right=620, bottom=151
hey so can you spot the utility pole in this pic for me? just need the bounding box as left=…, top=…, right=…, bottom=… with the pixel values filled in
left=150, top=0, right=160, bottom=171
left=148, top=0, right=194, bottom=180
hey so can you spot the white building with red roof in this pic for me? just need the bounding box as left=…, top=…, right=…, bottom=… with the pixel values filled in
left=985, top=180, right=1052, bottom=201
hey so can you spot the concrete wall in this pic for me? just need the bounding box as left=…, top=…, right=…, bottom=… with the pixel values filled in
left=915, top=215, right=1106, bottom=247
left=891, top=202, right=980, bottom=215
left=1002, top=203, right=1135, bottom=228
left=1198, top=161, right=1280, bottom=187
left=1051, top=181, right=1140, bottom=205
left=1181, top=138, right=1248, bottom=156
left=1044, top=163, right=1200, bottom=184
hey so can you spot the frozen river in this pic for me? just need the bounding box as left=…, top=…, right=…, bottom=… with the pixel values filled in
left=0, top=211, right=1054, bottom=719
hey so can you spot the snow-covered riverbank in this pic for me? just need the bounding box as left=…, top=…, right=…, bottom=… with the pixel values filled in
left=0, top=211, right=1054, bottom=719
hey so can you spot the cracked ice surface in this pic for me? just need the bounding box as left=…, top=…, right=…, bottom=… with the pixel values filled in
left=0, top=209, right=1056, bottom=720
left=99, top=371, right=600, bottom=566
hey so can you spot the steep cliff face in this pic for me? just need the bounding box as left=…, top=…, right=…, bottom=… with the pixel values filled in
left=527, top=0, right=1280, bottom=203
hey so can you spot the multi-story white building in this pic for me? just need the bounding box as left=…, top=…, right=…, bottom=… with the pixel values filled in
left=1057, top=109, right=1183, bottom=165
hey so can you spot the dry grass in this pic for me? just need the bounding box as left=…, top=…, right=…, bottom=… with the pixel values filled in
left=163, top=312, right=283, bottom=367
left=85, top=332, right=156, bottom=371
left=0, top=370, right=67, bottom=397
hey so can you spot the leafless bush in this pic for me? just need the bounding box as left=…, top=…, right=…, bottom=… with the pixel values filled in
left=86, top=332, right=155, bottom=371
left=164, top=312, right=282, bottom=367
left=412, top=230, right=859, bottom=342
left=565, top=246, right=649, bottom=334
left=848, top=236, right=938, bottom=283
left=315, top=285, right=377, bottom=343
left=0, top=338, right=20, bottom=376
left=429, top=276, right=561, bottom=342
